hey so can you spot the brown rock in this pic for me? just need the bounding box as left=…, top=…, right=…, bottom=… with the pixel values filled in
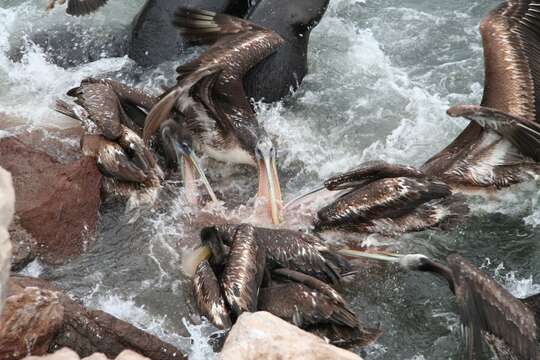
left=0, top=134, right=102, bottom=265
left=2, top=276, right=186, bottom=360
left=0, top=286, right=64, bottom=359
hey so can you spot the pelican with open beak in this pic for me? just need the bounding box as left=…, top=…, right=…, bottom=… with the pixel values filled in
left=141, top=8, right=285, bottom=224
left=159, top=119, right=217, bottom=204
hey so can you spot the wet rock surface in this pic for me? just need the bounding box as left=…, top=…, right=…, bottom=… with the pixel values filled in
left=1, top=276, right=185, bottom=360
left=0, top=131, right=102, bottom=265
left=219, top=311, right=363, bottom=360
left=8, top=218, right=37, bottom=271
left=0, top=285, right=64, bottom=359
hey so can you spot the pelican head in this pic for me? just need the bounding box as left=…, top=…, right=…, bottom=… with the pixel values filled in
left=160, top=119, right=217, bottom=203
left=255, top=136, right=282, bottom=225
left=337, top=249, right=455, bottom=293
left=398, top=254, right=433, bottom=271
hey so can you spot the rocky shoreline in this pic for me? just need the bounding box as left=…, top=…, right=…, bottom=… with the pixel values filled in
left=0, top=127, right=363, bottom=359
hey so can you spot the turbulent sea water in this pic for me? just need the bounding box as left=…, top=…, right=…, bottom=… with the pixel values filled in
left=1, top=0, right=540, bottom=359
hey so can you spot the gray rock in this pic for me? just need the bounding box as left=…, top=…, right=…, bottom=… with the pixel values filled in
left=219, top=311, right=363, bottom=360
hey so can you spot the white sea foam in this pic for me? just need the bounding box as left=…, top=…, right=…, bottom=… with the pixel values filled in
left=18, top=258, right=44, bottom=277
left=492, top=263, right=540, bottom=298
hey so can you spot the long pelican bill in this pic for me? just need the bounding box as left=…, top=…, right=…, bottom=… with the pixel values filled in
left=284, top=185, right=326, bottom=209
left=337, top=249, right=402, bottom=263
left=186, top=151, right=218, bottom=203
left=257, top=150, right=282, bottom=225
left=175, top=143, right=218, bottom=204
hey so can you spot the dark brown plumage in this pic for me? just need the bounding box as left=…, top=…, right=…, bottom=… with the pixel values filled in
left=449, top=255, right=538, bottom=360
left=193, top=260, right=232, bottom=329
left=142, top=8, right=283, bottom=161
left=424, top=0, right=540, bottom=189
left=209, top=224, right=352, bottom=285
left=288, top=161, right=468, bottom=235
left=343, top=251, right=540, bottom=359
left=47, top=0, right=109, bottom=16
left=192, top=224, right=380, bottom=348
left=258, top=268, right=382, bottom=348
left=142, top=7, right=285, bottom=224
left=220, top=224, right=266, bottom=315
left=55, top=79, right=162, bottom=188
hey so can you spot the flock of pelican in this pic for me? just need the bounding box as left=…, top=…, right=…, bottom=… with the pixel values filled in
left=50, top=0, right=540, bottom=358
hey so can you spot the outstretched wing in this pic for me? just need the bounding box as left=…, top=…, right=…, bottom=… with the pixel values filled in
left=426, top=1, right=540, bottom=178
left=172, top=7, right=284, bottom=135
left=479, top=1, right=540, bottom=122
left=448, top=254, right=538, bottom=360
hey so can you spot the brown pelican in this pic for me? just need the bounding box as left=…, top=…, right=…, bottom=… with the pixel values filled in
left=287, top=0, right=540, bottom=232
left=192, top=224, right=265, bottom=326
left=287, top=161, right=469, bottom=235
left=55, top=78, right=216, bottom=201
left=142, top=7, right=284, bottom=224
left=203, top=224, right=352, bottom=285
left=423, top=0, right=540, bottom=190
left=55, top=99, right=162, bottom=190
left=47, top=0, right=108, bottom=16
left=341, top=250, right=540, bottom=359
left=190, top=224, right=381, bottom=347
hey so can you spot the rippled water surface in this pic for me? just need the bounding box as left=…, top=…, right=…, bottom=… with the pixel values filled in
left=2, top=0, right=540, bottom=359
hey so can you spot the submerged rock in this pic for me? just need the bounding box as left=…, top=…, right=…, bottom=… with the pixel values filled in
left=219, top=311, right=363, bottom=360
left=0, top=166, right=15, bottom=315
left=0, top=133, right=102, bottom=265
left=1, top=276, right=185, bottom=360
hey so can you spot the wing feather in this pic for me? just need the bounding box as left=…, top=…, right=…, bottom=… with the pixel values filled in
left=448, top=254, right=538, bottom=360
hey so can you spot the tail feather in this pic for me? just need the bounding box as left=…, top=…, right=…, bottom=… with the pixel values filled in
left=173, top=7, right=260, bottom=44
left=354, top=325, right=384, bottom=347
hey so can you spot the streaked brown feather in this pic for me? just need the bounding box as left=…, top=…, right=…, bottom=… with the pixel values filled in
left=448, top=254, right=538, bottom=360
left=193, top=260, right=232, bottom=329
left=324, top=161, right=425, bottom=191
left=213, top=224, right=350, bottom=285
left=68, top=83, right=124, bottom=140
left=222, top=224, right=266, bottom=315
left=315, top=177, right=452, bottom=232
